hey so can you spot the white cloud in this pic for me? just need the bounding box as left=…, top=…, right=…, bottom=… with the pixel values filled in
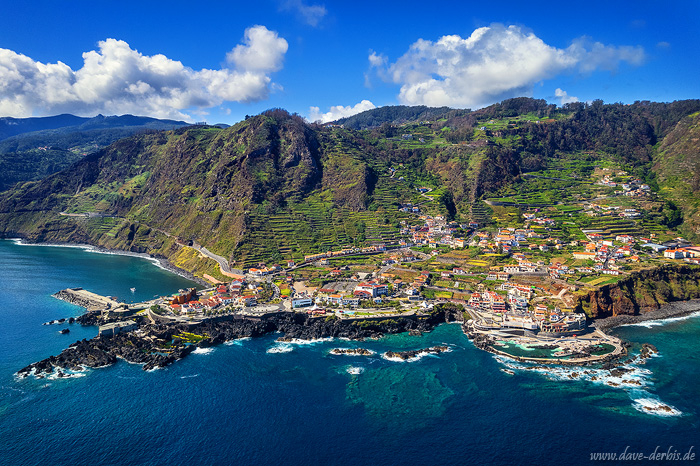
left=565, top=37, right=645, bottom=73
left=280, top=0, right=327, bottom=27
left=0, top=25, right=288, bottom=120
left=308, top=100, right=376, bottom=123
left=371, top=24, right=645, bottom=108
left=368, top=50, right=387, bottom=68
left=226, top=25, right=288, bottom=73
left=555, top=88, right=579, bottom=105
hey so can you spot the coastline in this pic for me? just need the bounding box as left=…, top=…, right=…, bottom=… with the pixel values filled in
left=591, top=299, right=700, bottom=331
left=4, top=237, right=208, bottom=288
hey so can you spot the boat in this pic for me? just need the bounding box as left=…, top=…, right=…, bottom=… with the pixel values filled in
left=130, top=287, right=136, bottom=293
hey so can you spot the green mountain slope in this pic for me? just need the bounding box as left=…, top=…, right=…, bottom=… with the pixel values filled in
left=1, top=100, right=699, bottom=277
left=654, top=112, right=700, bottom=239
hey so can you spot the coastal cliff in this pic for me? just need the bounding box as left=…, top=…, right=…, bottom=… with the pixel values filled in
left=576, top=264, right=700, bottom=319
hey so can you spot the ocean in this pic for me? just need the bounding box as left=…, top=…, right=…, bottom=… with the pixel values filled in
left=0, top=239, right=698, bottom=466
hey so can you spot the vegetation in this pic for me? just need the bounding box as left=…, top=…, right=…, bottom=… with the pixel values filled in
left=0, top=114, right=187, bottom=191
left=1, top=98, right=699, bottom=281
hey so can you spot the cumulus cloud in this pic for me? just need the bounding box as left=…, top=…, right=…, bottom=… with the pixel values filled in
left=370, top=24, right=645, bottom=108
left=308, top=99, right=376, bottom=123
left=555, top=88, right=579, bottom=105
left=226, top=26, right=287, bottom=72
left=0, top=25, right=288, bottom=120
left=280, top=0, right=327, bottom=27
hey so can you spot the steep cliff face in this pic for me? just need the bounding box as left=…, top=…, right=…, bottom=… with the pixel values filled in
left=576, top=264, right=700, bottom=318
left=0, top=112, right=323, bottom=257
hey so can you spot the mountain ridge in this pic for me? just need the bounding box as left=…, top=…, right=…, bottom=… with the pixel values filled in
left=0, top=114, right=189, bottom=191
left=1, top=99, right=699, bottom=281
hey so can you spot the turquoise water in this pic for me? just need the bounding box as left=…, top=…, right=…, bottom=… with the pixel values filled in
left=0, top=239, right=698, bottom=466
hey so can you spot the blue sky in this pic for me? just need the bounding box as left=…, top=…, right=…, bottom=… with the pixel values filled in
left=0, top=0, right=698, bottom=123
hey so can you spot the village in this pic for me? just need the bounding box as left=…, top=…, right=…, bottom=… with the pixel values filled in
left=93, top=165, right=699, bottom=363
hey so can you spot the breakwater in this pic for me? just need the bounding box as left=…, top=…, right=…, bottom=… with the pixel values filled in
left=53, top=288, right=122, bottom=312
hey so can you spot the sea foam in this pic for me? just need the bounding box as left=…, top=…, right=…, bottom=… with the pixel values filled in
left=621, top=310, right=700, bottom=329
left=492, top=353, right=682, bottom=417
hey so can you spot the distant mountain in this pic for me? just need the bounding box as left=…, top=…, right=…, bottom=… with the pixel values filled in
left=334, top=105, right=460, bottom=129
left=0, top=114, right=187, bottom=142
left=333, top=98, right=559, bottom=130
left=0, top=114, right=88, bottom=141
left=0, top=114, right=188, bottom=191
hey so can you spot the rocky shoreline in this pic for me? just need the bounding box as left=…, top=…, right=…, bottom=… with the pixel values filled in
left=18, top=305, right=463, bottom=377
left=591, top=299, right=700, bottom=331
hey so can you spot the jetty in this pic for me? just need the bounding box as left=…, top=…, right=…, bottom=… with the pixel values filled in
left=52, top=287, right=122, bottom=311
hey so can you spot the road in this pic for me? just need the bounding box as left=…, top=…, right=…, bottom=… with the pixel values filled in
left=192, top=241, right=245, bottom=276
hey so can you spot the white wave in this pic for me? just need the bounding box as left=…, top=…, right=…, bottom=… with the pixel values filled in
left=119, top=357, right=146, bottom=366
left=267, top=344, right=293, bottom=354
left=180, top=374, right=200, bottom=379
left=494, top=356, right=652, bottom=388
left=9, top=239, right=93, bottom=250
left=382, top=352, right=428, bottom=363
left=278, top=337, right=334, bottom=345
left=382, top=346, right=453, bottom=363
left=7, top=239, right=195, bottom=281
left=346, top=366, right=364, bottom=375
left=492, top=353, right=682, bottom=417
left=621, top=310, right=700, bottom=329
left=632, top=398, right=682, bottom=417
left=224, top=337, right=251, bottom=346
left=192, top=347, right=214, bottom=355
left=329, top=348, right=376, bottom=356
left=46, top=370, right=86, bottom=380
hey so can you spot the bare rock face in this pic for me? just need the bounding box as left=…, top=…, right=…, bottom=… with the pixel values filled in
left=578, top=264, right=700, bottom=319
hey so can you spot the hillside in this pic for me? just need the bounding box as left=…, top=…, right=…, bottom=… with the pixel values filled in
left=0, top=114, right=187, bottom=191
left=0, top=99, right=699, bottom=280
left=654, top=112, right=700, bottom=239
left=335, top=105, right=461, bottom=129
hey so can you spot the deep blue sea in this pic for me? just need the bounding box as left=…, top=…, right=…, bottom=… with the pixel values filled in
left=0, top=239, right=698, bottom=466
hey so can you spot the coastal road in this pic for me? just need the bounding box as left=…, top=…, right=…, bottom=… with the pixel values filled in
left=192, top=242, right=245, bottom=276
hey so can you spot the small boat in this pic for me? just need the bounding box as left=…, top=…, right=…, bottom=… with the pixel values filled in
left=500, top=368, right=515, bottom=375
left=130, top=287, right=136, bottom=293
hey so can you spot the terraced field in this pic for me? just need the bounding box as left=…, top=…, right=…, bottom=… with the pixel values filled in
left=470, top=201, right=492, bottom=226
left=232, top=175, right=421, bottom=268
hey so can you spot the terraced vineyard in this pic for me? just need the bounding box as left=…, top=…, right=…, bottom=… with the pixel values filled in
left=584, top=217, right=650, bottom=239
left=470, top=201, right=492, bottom=226
left=232, top=184, right=420, bottom=268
